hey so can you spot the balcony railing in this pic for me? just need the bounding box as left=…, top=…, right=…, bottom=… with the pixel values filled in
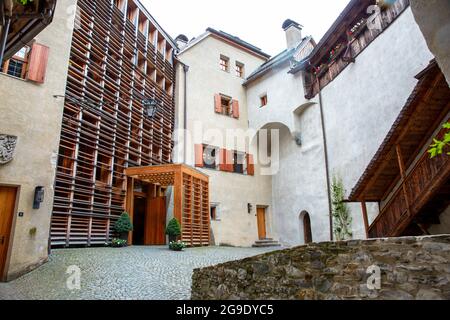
left=369, top=147, right=450, bottom=238
left=304, top=0, right=410, bottom=99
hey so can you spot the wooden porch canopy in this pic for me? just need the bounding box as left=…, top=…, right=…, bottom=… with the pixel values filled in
left=124, top=164, right=210, bottom=246
left=349, top=60, right=450, bottom=238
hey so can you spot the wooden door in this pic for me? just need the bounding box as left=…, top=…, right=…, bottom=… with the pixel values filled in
left=0, top=186, right=17, bottom=280
left=144, top=197, right=167, bottom=245
left=303, top=212, right=313, bottom=244
left=257, top=207, right=267, bottom=240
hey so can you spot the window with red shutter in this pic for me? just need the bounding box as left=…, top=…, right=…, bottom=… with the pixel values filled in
left=26, top=43, right=49, bottom=83
left=246, top=154, right=255, bottom=176
left=219, top=148, right=227, bottom=172
left=232, top=100, right=240, bottom=119
left=194, top=144, right=204, bottom=168
left=214, top=94, right=223, bottom=113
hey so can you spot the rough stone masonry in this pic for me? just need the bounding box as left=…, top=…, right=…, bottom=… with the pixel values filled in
left=191, top=235, right=450, bottom=300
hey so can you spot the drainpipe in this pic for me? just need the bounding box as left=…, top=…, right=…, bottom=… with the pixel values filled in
left=182, top=63, right=189, bottom=164
left=318, top=90, right=334, bottom=241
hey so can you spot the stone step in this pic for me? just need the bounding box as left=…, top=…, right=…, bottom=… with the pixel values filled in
left=252, top=243, right=281, bottom=248
left=255, top=240, right=278, bottom=244
left=252, top=239, right=281, bottom=248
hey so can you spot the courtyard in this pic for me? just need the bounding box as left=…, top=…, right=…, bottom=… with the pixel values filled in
left=0, top=246, right=277, bottom=300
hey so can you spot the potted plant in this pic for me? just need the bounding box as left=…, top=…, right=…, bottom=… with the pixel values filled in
left=165, top=218, right=181, bottom=243
left=114, top=212, right=133, bottom=241
left=169, top=240, right=187, bottom=252
left=111, top=238, right=128, bottom=248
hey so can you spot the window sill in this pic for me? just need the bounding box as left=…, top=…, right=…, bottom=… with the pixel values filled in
left=200, top=167, right=250, bottom=176
left=0, top=72, right=27, bottom=82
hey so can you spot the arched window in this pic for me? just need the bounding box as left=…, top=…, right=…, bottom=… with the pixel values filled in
left=299, top=211, right=313, bottom=244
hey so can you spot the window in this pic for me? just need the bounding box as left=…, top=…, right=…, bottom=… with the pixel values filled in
left=220, top=95, right=232, bottom=116
left=260, top=94, right=268, bottom=107
left=220, top=55, right=229, bottom=72
left=95, top=154, right=112, bottom=184
left=233, top=151, right=245, bottom=174
left=1, top=46, right=29, bottom=79
left=210, top=203, right=220, bottom=221
left=203, top=145, right=218, bottom=169
left=235, top=62, right=245, bottom=78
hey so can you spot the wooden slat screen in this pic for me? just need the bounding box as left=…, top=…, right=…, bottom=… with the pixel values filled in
left=51, top=0, right=176, bottom=247
left=182, top=173, right=210, bottom=246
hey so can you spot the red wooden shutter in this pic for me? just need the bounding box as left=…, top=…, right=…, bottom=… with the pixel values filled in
left=247, top=154, right=255, bottom=176
left=219, top=148, right=227, bottom=171
left=214, top=94, right=223, bottom=113
left=232, top=99, right=240, bottom=119
left=226, top=150, right=234, bottom=172
left=27, top=43, right=49, bottom=83
left=194, top=144, right=204, bottom=168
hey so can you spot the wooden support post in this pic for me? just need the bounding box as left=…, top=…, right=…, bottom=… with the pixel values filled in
left=361, top=201, right=370, bottom=239
left=395, top=144, right=412, bottom=218
left=173, top=169, right=183, bottom=223
left=126, top=177, right=135, bottom=245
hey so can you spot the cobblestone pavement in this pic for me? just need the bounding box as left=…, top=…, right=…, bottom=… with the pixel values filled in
left=0, top=246, right=278, bottom=300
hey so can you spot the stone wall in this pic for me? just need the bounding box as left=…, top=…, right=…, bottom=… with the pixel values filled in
left=191, top=236, right=450, bottom=300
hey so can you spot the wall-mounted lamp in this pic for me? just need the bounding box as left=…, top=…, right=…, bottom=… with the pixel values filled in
left=294, top=132, right=302, bottom=146
left=247, top=203, right=253, bottom=214
left=142, top=98, right=159, bottom=119
left=33, top=186, right=45, bottom=209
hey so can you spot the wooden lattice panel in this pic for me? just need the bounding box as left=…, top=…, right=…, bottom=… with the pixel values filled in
left=51, top=0, right=176, bottom=247
left=182, top=173, right=210, bottom=247
left=136, top=172, right=175, bottom=186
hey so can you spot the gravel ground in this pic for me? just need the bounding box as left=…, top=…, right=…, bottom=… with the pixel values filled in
left=0, top=246, right=277, bottom=300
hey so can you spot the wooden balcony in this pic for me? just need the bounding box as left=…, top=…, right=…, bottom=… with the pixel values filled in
left=301, top=0, right=410, bottom=99
left=349, top=61, right=450, bottom=238
left=369, top=148, right=450, bottom=238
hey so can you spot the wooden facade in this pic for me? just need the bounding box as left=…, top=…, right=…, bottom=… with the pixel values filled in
left=300, top=0, right=410, bottom=99
left=125, top=165, right=210, bottom=247
left=51, top=0, right=177, bottom=247
left=349, top=61, right=450, bottom=238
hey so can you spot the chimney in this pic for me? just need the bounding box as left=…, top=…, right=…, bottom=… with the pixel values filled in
left=282, top=19, right=303, bottom=49
left=175, top=34, right=189, bottom=50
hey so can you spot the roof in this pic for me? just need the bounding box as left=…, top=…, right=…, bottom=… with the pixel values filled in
left=178, top=27, right=271, bottom=60
left=282, top=19, right=303, bottom=31
left=244, top=36, right=313, bottom=86
left=133, top=0, right=177, bottom=48
left=290, top=0, right=374, bottom=73
left=349, top=60, right=450, bottom=201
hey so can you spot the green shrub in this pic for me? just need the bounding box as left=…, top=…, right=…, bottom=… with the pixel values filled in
left=165, top=218, right=181, bottom=237
left=331, top=175, right=353, bottom=241
left=16, top=0, right=33, bottom=5
left=111, top=238, right=128, bottom=248
left=169, top=241, right=186, bottom=251
left=115, top=212, right=133, bottom=234
left=429, top=122, right=450, bottom=158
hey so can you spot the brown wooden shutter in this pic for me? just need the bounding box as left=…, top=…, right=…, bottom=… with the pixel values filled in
left=27, top=43, right=49, bottom=83
left=226, top=150, right=234, bottom=172
left=247, top=154, right=255, bottom=176
left=194, top=144, right=204, bottom=168
left=219, top=148, right=227, bottom=171
left=232, top=99, right=240, bottom=119
left=214, top=94, right=223, bottom=113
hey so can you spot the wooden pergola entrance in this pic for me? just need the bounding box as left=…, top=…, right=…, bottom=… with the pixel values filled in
left=124, top=164, right=210, bottom=247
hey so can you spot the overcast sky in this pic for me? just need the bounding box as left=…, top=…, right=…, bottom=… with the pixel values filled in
left=142, top=0, right=350, bottom=56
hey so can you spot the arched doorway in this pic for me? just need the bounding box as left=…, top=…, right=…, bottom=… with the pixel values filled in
left=299, top=211, right=313, bottom=244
